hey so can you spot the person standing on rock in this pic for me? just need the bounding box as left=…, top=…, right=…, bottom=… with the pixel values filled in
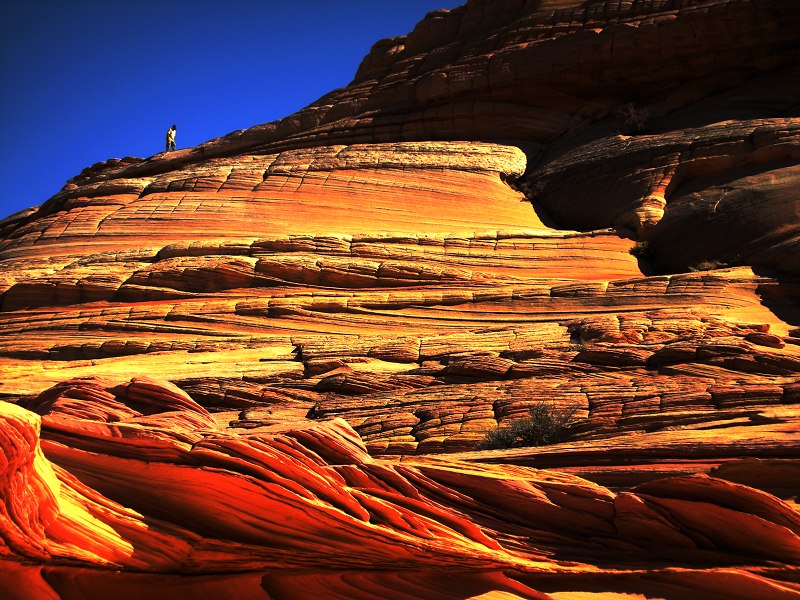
left=165, top=124, right=177, bottom=152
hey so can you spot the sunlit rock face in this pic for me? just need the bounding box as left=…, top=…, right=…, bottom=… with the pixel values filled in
left=1, top=0, right=799, bottom=598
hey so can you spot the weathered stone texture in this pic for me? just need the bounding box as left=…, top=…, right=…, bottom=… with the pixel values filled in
left=1, top=0, right=799, bottom=598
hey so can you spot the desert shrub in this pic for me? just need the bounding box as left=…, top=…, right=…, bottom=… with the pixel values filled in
left=527, top=179, right=546, bottom=197
left=616, top=102, right=650, bottom=135
left=568, top=333, right=586, bottom=352
left=568, top=340, right=585, bottom=352
left=629, top=240, right=654, bottom=261
left=477, top=402, right=578, bottom=450
left=517, top=178, right=546, bottom=199
left=688, top=260, right=727, bottom=272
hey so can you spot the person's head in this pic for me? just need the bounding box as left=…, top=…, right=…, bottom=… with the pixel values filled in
left=171, top=124, right=177, bottom=130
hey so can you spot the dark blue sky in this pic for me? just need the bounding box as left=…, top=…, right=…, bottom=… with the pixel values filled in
left=0, top=1, right=462, bottom=219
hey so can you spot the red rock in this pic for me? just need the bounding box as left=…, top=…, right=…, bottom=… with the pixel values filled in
left=1, top=0, right=800, bottom=597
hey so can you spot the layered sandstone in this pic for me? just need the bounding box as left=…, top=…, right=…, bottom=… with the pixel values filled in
left=1, top=0, right=799, bottom=598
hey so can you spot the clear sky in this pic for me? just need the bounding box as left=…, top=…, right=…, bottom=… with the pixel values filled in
left=0, top=0, right=463, bottom=219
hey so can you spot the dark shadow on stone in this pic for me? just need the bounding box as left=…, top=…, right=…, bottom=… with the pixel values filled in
left=752, top=267, right=800, bottom=327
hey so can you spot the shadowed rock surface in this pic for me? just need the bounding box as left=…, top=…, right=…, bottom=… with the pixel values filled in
left=1, top=1, right=799, bottom=598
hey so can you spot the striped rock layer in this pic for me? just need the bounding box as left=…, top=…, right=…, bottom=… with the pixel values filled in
left=1, top=0, right=799, bottom=598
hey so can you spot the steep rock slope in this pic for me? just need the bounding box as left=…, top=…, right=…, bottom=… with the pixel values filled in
left=1, top=0, right=799, bottom=598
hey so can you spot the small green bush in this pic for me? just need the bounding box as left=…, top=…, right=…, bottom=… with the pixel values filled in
left=517, top=178, right=546, bottom=199
left=688, top=260, right=727, bottom=272
left=527, top=179, right=546, bottom=197
left=629, top=240, right=654, bottom=261
left=616, top=102, right=650, bottom=135
left=477, top=402, right=578, bottom=450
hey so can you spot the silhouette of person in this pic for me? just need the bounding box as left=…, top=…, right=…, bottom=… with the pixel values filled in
left=165, top=125, right=177, bottom=152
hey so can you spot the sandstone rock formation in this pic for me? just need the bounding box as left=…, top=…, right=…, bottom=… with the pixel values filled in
left=1, top=0, right=799, bottom=598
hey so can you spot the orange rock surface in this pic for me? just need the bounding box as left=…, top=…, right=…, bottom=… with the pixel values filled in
left=1, top=0, right=799, bottom=598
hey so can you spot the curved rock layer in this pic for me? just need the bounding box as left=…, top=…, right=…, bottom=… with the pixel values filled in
left=1, top=0, right=799, bottom=598
left=2, top=391, right=800, bottom=599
